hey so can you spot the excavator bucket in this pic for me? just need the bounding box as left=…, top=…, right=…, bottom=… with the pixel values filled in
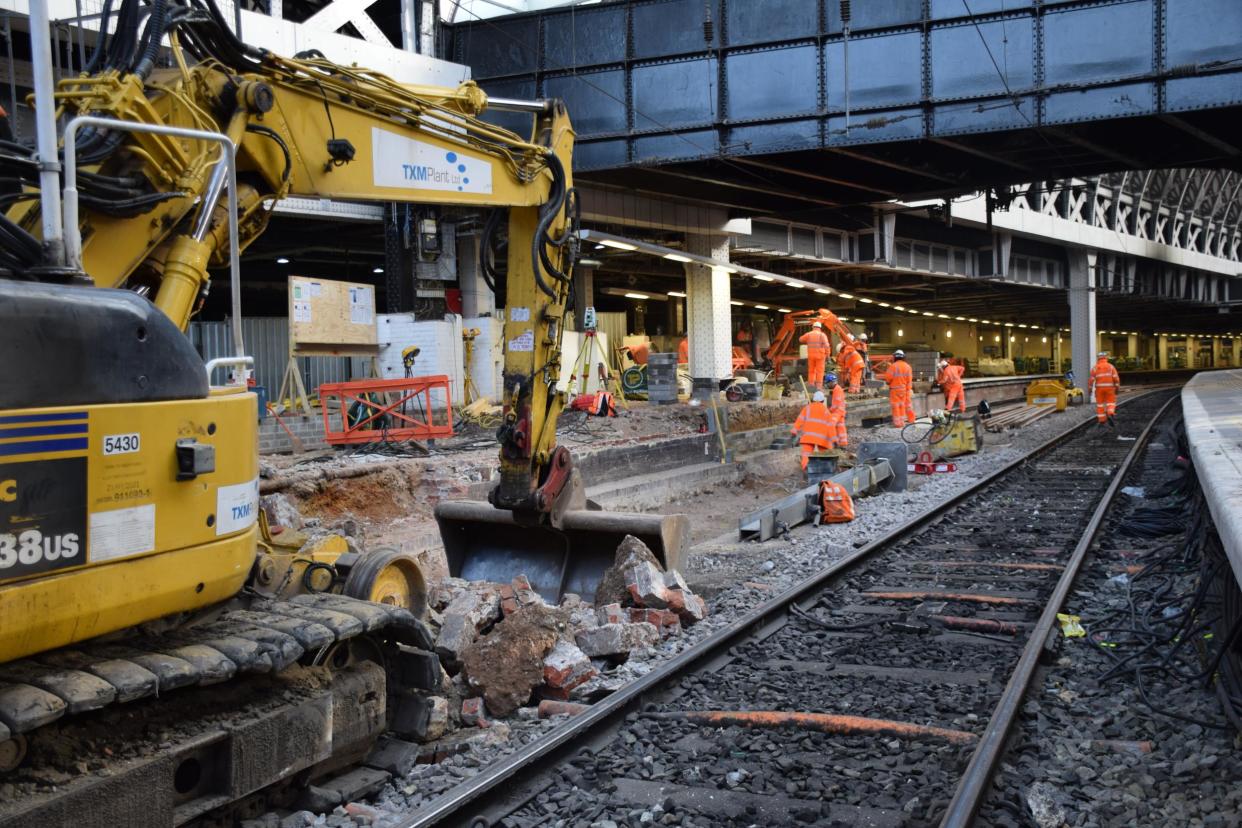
left=435, top=501, right=690, bottom=603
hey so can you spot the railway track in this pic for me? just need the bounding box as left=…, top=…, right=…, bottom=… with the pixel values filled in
left=397, top=389, right=1179, bottom=828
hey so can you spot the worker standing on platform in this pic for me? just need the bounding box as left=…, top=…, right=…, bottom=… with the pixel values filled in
left=792, top=390, right=834, bottom=469
left=937, top=359, right=967, bottom=413
left=885, top=350, right=916, bottom=427
left=825, top=373, right=848, bottom=448
left=838, top=341, right=866, bottom=393
left=678, top=336, right=689, bottom=364
left=800, top=321, right=831, bottom=388
left=1089, top=351, right=1121, bottom=427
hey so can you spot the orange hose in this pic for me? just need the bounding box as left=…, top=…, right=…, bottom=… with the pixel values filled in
left=537, top=700, right=590, bottom=718
left=650, top=710, right=977, bottom=745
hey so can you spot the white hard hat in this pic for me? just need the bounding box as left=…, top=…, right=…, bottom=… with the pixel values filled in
left=1098, top=351, right=1109, bottom=358
left=894, top=349, right=906, bottom=358
left=812, top=390, right=826, bottom=402
left=938, top=359, right=948, bottom=368
left=812, top=321, right=823, bottom=328
left=859, top=333, right=868, bottom=341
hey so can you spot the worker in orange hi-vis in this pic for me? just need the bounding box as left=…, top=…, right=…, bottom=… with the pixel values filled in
left=825, top=372, right=849, bottom=448
left=885, top=350, right=916, bottom=427
left=678, top=337, right=689, bottom=364
left=791, top=390, right=834, bottom=470
left=838, top=342, right=866, bottom=393
left=937, top=359, right=967, bottom=413
left=1088, top=351, right=1121, bottom=427
left=856, top=333, right=872, bottom=379
left=799, top=321, right=831, bottom=388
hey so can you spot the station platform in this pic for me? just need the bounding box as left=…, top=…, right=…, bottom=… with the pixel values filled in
left=1182, top=369, right=1242, bottom=584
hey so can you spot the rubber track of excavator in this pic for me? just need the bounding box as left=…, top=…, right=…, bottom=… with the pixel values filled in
left=0, top=593, right=434, bottom=741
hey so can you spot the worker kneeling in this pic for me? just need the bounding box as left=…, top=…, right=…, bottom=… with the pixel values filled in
left=1088, top=351, right=1120, bottom=427
left=937, top=359, right=966, bottom=413
left=818, top=480, right=855, bottom=523
left=800, top=321, right=831, bottom=388
left=837, top=342, right=865, bottom=393
left=792, top=390, right=836, bottom=470
left=885, top=350, right=916, bottom=427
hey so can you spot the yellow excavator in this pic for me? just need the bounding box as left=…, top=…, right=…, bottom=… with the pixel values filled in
left=0, top=1, right=680, bottom=822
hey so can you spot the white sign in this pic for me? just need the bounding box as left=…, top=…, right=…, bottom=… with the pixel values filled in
left=349, top=286, right=374, bottom=325
left=508, top=330, right=535, bottom=352
left=216, top=478, right=259, bottom=536
left=293, top=300, right=312, bottom=323
left=90, top=503, right=155, bottom=562
left=371, top=128, right=494, bottom=194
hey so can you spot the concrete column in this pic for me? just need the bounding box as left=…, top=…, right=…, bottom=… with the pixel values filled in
left=1157, top=335, right=1168, bottom=370
left=1185, top=336, right=1194, bottom=368
left=685, top=233, right=733, bottom=395
left=1231, top=338, right=1241, bottom=367
left=457, top=232, right=494, bottom=318
left=572, top=266, right=594, bottom=331
left=1127, top=334, right=1139, bottom=359
left=1212, top=337, right=1224, bottom=367
left=1068, top=250, right=1098, bottom=391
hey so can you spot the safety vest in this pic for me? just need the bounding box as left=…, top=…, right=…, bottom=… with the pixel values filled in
left=793, top=402, right=834, bottom=447
left=1090, top=360, right=1119, bottom=390
left=818, top=480, right=856, bottom=524
left=886, top=360, right=913, bottom=391
left=837, top=346, right=864, bottom=372
left=939, top=364, right=964, bottom=389
left=828, top=385, right=846, bottom=420
left=678, top=338, right=688, bottom=363
left=800, top=329, right=831, bottom=357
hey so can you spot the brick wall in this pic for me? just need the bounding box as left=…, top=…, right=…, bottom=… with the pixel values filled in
left=259, top=410, right=342, bottom=454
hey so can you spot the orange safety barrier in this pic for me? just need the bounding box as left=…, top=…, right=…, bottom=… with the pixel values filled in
left=319, top=376, right=454, bottom=445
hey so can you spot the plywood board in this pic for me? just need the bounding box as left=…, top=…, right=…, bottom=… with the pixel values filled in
left=288, top=276, right=378, bottom=356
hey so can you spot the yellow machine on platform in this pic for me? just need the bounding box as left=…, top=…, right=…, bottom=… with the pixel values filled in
left=1026, top=378, right=1084, bottom=411
left=927, top=412, right=983, bottom=457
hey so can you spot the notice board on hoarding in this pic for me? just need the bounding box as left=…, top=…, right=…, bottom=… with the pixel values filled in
left=288, top=275, right=378, bottom=356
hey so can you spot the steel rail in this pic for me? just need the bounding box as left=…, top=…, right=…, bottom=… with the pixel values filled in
left=397, top=388, right=1174, bottom=828
left=939, top=391, right=1180, bottom=827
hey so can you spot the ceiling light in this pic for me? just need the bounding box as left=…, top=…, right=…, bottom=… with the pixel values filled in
left=937, top=314, right=949, bottom=319
left=994, top=335, right=1001, bottom=342
left=787, top=281, right=810, bottom=288
left=753, top=274, right=774, bottom=281
left=372, top=267, right=383, bottom=273
left=667, top=290, right=686, bottom=297
left=594, top=244, right=605, bottom=250
left=1024, top=337, right=1029, bottom=343
left=577, top=258, right=603, bottom=267
left=838, top=292, right=855, bottom=299
left=1041, top=336, right=1048, bottom=343
left=893, top=305, right=906, bottom=311
left=276, top=257, right=290, bottom=264
left=878, top=302, right=891, bottom=308
left=955, top=316, right=966, bottom=321
left=853, top=318, right=865, bottom=323
left=945, top=329, right=953, bottom=338
left=1010, top=335, right=1016, bottom=342
left=754, top=304, right=770, bottom=310
left=624, top=292, right=648, bottom=300
left=730, top=300, right=743, bottom=307
left=600, top=239, right=637, bottom=251
left=968, top=318, right=979, bottom=323
left=778, top=308, right=792, bottom=313
left=1004, top=322, right=1015, bottom=327
left=922, top=311, right=934, bottom=317
left=859, top=297, right=874, bottom=304
left=897, top=329, right=904, bottom=337
left=814, top=288, right=832, bottom=295
left=663, top=253, right=692, bottom=263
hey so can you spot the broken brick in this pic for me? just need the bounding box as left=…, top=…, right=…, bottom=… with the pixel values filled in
left=498, top=585, right=519, bottom=617
left=596, top=535, right=664, bottom=607
left=461, top=697, right=491, bottom=728
left=537, top=699, right=590, bottom=718
left=512, top=574, right=543, bottom=608
left=542, top=639, right=597, bottom=693
left=575, top=622, right=659, bottom=657
left=626, top=560, right=671, bottom=609
left=435, top=588, right=502, bottom=667
left=666, top=588, right=708, bottom=625
left=627, top=607, right=682, bottom=638
left=597, top=602, right=626, bottom=625
left=663, top=569, right=690, bottom=592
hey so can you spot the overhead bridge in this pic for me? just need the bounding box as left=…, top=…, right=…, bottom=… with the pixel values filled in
left=448, top=0, right=1242, bottom=209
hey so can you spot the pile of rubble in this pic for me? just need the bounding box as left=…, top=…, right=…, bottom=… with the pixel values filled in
left=432, top=535, right=708, bottom=728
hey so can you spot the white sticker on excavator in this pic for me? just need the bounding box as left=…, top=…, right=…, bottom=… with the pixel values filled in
left=89, top=503, right=155, bottom=562
left=216, top=478, right=259, bottom=536
left=508, top=330, right=535, bottom=352
left=371, top=128, right=493, bottom=194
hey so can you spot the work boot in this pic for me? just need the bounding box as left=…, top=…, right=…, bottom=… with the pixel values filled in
left=1107, top=414, right=1117, bottom=428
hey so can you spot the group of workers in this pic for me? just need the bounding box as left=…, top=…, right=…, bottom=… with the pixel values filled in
left=798, top=322, right=869, bottom=392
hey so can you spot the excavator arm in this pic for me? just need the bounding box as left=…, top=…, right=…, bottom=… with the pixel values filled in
left=3, top=3, right=576, bottom=519
left=765, top=308, right=858, bottom=373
